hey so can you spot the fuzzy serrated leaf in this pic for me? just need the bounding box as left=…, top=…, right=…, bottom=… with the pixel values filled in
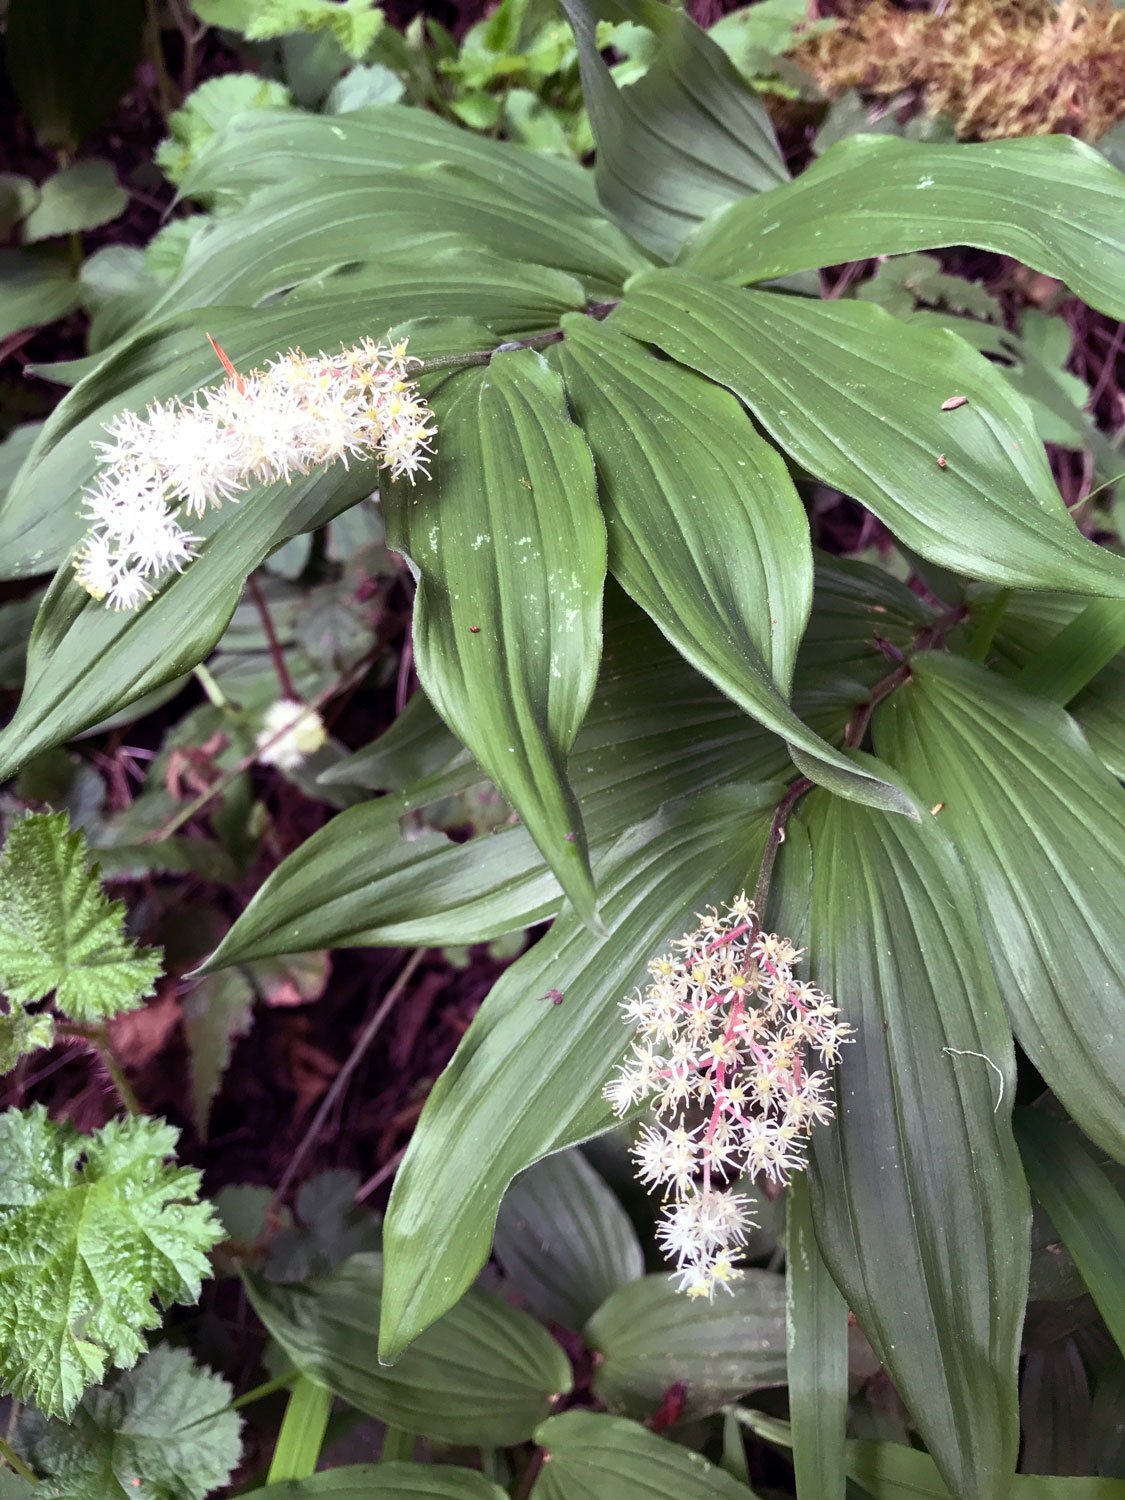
left=17, top=1345, right=242, bottom=1500
left=0, top=1107, right=224, bottom=1417
left=244, top=0, right=384, bottom=55
left=0, top=1003, right=55, bottom=1073
left=0, top=812, right=162, bottom=1022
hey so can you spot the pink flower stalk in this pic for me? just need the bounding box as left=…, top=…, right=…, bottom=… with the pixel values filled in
left=605, top=892, right=853, bottom=1299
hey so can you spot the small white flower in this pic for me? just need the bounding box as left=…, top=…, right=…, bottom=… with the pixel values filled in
left=255, top=699, right=327, bottom=771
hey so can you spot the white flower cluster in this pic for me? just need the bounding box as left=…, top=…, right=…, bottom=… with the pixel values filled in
left=605, top=893, right=853, bottom=1300
left=255, top=698, right=328, bottom=771
left=74, top=337, right=436, bottom=611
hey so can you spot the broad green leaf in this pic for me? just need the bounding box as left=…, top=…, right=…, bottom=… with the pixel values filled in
left=267, top=1375, right=332, bottom=1485
left=0, top=315, right=487, bottom=781
left=739, top=1413, right=1125, bottom=1500
left=1015, top=599, right=1125, bottom=706
left=244, top=1253, right=571, bottom=1446
left=797, top=773, right=1029, bottom=1500
left=318, top=687, right=467, bottom=791
left=1015, top=1110, right=1125, bottom=1357
left=0, top=812, right=162, bottom=1021
left=0, top=247, right=80, bottom=339
left=21, top=160, right=127, bottom=243
left=585, top=1270, right=787, bottom=1421
left=616, top=271, right=1125, bottom=596
left=557, top=0, right=786, bottom=259
left=179, top=104, right=598, bottom=217
left=786, top=1173, right=847, bottom=1500
left=0, top=1107, right=223, bottom=1418
left=15, top=1346, right=242, bottom=1500
left=532, top=1411, right=756, bottom=1500
left=203, top=599, right=786, bottom=967
left=260, top=1466, right=507, bottom=1499
left=875, top=653, right=1125, bottom=1162
left=494, top=1149, right=643, bottom=1331
left=1019, top=1340, right=1092, bottom=1478
left=556, top=314, right=911, bottom=815
left=684, top=135, right=1125, bottom=321
left=379, top=783, right=780, bottom=1361
left=383, top=349, right=605, bottom=925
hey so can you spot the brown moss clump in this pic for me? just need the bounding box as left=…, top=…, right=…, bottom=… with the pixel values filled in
left=792, top=0, right=1125, bottom=142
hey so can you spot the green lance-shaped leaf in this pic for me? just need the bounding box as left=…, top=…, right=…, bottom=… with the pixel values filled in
left=795, top=773, right=1030, bottom=1500
left=244, top=1253, right=571, bottom=1447
left=0, top=314, right=490, bottom=783
left=532, top=1411, right=757, bottom=1500
left=493, top=1149, right=644, bottom=1332
left=557, top=0, right=786, bottom=260
left=556, top=314, right=912, bottom=816
left=1014, top=1110, right=1125, bottom=1357
left=0, top=1107, right=224, bottom=1418
left=616, top=271, right=1125, bottom=597
left=786, top=1173, right=847, bottom=1500
left=683, top=134, right=1125, bottom=320
left=379, top=782, right=780, bottom=1362
left=585, top=1270, right=787, bottom=1422
left=257, top=1466, right=509, bottom=1499
left=875, top=653, right=1125, bottom=1163
left=383, top=349, right=606, bottom=927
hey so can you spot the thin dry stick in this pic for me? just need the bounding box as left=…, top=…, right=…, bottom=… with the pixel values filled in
left=271, top=949, right=426, bottom=1211
left=355, top=1146, right=407, bottom=1203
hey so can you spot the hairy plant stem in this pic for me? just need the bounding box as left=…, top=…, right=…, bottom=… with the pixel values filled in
left=415, top=299, right=620, bottom=376
left=57, top=1022, right=141, bottom=1115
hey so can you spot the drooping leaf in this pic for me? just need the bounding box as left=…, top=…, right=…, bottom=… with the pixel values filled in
left=21, top=160, right=127, bottom=243
left=557, top=0, right=786, bottom=259
left=556, top=314, right=911, bottom=815
left=383, top=348, right=606, bottom=926
left=0, top=1107, right=223, bottom=1417
left=1014, top=1109, right=1125, bottom=1357
left=0, top=812, right=162, bottom=1021
left=259, top=1466, right=508, bottom=1499
left=875, top=653, right=1125, bottom=1162
left=16, top=1346, right=242, bottom=1500
left=683, top=135, right=1125, bottom=321
left=585, top=1270, right=787, bottom=1421
left=493, top=1148, right=644, bottom=1331
left=616, top=271, right=1125, bottom=596
left=796, top=771, right=1030, bottom=1500
left=379, top=783, right=781, bottom=1362
left=786, top=1173, right=847, bottom=1500
left=244, top=1253, right=571, bottom=1446
left=532, top=1411, right=757, bottom=1500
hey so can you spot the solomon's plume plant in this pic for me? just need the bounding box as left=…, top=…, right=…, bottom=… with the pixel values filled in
left=607, top=894, right=851, bottom=1299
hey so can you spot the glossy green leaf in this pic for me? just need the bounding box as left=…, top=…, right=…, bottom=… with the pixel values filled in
left=533, top=1411, right=756, bottom=1500
left=875, top=653, right=1125, bottom=1162
left=267, top=1375, right=331, bottom=1484
left=384, top=349, right=605, bottom=925
left=244, top=1253, right=571, bottom=1447
left=585, top=1270, right=787, bottom=1421
left=180, top=103, right=598, bottom=218
left=557, top=315, right=910, bottom=815
left=797, top=773, right=1030, bottom=1500
left=684, top=134, right=1125, bottom=320
left=203, top=599, right=787, bottom=968
left=1015, top=1110, right=1125, bottom=1357
left=739, top=1413, right=1125, bottom=1500
left=0, top=315, right=487, bottom=782
left=4, top=0, right=143, bottom=149
left=786, top=1173, right=847, bottom=1500
left=0, top=247, right=80, bottom=340
left=1015, top=599, right=1125, bottom=706
left=379, top=783, right=781, bottom=1362
left=261, top=1466, right=508, bottom=1500
left=616, top=271, right=1125, bottom=596
left=493, top=1149, right=643, bottom=1331
left=557, top=0, right=785, bottom=260
left=319, top=688, right=467, bottom=792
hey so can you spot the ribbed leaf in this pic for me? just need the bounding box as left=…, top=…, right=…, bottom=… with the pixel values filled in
left=0, top=316, right=489, bottom=782
left=557, top=0, right=785, bottom=260
left=260, top=1467, right=507, bottom=1500
left=1014, top=599, right=1125, bottom=706
left=379, top=783, right=781, bottom=1361
left=616, top=271, right=1125, bottom=596
left=875, top=653, right=1125, bottom=1162
left=533, top=1411, right=757, bottom=1500
left=556, top=316, right=911, bottom=815
left=1014, top=1110, right=1125, bottom=1357
left=494, top=1150, right=644, bottom=1331
left=684, top=135, right=1125, bottom=320
left=585, top=1270, right=787, bottom=1421
left=797, top=774, right=1029, bottom=1500
left=244, top=1253, right=571, bottom=1447
left=786, top=1174, right=847, bottom=1500
left=384, top=349, right=605, bottom=925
